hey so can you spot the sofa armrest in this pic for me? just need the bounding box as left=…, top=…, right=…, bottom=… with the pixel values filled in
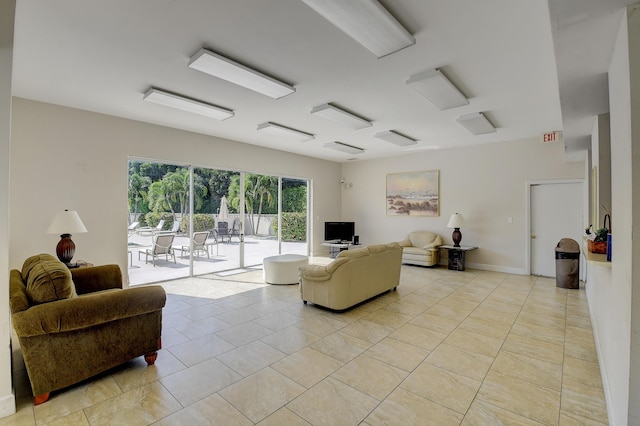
left=299, top=258, right=349, bottom=282
left=399, top=239, right=411, bottom=248
left=71, top=265, right=123, bottom=294
left=12, top=286, right=166, bottom=338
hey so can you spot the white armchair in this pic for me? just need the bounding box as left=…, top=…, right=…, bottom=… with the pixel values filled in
left=399, top=231, right=442, bottom=267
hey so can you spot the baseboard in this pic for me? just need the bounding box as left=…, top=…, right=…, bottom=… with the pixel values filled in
left=438, top=260, right=527, bottom=275
left=0, top=392, right=15, bottom=418
left=466, top=262, right=528, bottom=275
left=587, top=290, right=614, bottom=426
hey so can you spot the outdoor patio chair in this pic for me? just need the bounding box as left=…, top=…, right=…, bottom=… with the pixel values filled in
left=230, top=218, right=241, bottom=242
left=127, top=221, right=139, bottom=236
left=216, top=221, right=230, bottom=243
left=137, top=219, right=165, bottom=236
left=180, top=231, right=211, bottom=258
left=138, top=232, right=176, bottom=266
left=168, top=221, right=180, bottom=234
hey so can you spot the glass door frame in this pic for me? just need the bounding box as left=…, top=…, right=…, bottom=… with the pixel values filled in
left=128, top=157, right=310, bottom=283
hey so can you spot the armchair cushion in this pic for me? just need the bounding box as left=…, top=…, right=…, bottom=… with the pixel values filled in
left=408, top=231, right=442, bottom=249
left=22, top=254, right=77, bottom=305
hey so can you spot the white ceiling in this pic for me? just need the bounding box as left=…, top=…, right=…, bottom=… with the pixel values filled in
left=11, top=0, right=633, bottom=162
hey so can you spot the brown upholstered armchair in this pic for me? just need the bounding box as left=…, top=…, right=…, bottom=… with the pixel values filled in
left=9, top=254, right=166, bottom=404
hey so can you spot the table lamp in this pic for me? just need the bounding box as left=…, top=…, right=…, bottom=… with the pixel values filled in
left=46, top=209, right=88, bottom=267
left=447, top=213, right=465, bottom=247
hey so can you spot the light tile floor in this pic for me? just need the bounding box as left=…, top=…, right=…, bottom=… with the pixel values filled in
left=5, top=264, right=608, bottom=425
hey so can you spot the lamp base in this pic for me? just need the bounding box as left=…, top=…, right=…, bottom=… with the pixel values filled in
left=452, top=228, right=462, bottom=247
left=56, top=234, right=76, bottom=265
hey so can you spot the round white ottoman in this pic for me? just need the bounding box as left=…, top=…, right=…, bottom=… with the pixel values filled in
left=263, top=254, right=308, bottom=285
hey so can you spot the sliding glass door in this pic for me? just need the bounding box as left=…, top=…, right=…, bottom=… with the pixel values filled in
left=281, top=178, right=309, bottom=256
left=191, top=167, right=241, bottom=275
left=128, top=158, right=309, bottom=285
left=242, top=173, right=280, bottom=267
left=128, top=160, right=191, bottom=285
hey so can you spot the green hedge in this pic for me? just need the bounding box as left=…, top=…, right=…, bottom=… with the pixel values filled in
left=180, top=214, right=215, bottom=232
left=141, top=212, right=174, bottom=230
left=272, top=212, right=307, bottom=241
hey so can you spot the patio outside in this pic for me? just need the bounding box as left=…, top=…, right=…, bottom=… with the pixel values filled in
left=127, top=231, right=308, bottom=285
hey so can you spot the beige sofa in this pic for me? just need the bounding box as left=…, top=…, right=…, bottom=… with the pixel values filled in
left=399, top=230, right=443, bottom=267
left=299, top=243, right=402, bottom=310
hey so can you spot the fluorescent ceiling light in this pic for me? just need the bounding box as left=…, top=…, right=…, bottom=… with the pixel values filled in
left=310, top=103, right=372, bottom=129
left=323, top=141, right=365, bottom=154
left=406, top=69, right=469, bottom=110
left=302, top=0, right=415, bottom=58
left=375, top=130, right=417, bottom=147
left=257, top=122, right=315, bottom=142
left=188, top=48, right=295, bottom=99
left=143, top=88, right=234, bottom=120
left=457, top=112, right=496, bottom=135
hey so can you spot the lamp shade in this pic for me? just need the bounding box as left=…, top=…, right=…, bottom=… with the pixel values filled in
left=447, top=213, right=465, bottom=229
left=46, top=210, right=88, bottom=235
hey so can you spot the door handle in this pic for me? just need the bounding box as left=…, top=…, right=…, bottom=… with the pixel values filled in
left=531, top=234, right=536, bottom=239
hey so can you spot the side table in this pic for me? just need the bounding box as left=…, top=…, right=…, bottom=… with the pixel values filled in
left=70, top=261, right=94, bottom=269
left=440, top=245, right=477, bottom=271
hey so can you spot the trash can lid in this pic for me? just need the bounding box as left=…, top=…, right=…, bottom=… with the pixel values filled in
left=555, top=238, right=580, bottom=253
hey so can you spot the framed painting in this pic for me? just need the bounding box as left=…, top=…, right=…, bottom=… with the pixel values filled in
left=386, top=170, right=439, bottom=216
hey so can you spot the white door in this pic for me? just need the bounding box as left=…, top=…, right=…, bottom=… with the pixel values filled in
left=530, top=181, right=584, bottom=278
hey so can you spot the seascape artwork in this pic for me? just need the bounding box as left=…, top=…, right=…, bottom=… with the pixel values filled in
left=386, top=170, right=439, bottom=216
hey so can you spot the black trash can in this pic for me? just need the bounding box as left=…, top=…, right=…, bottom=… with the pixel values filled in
left=555, top=238, right=580, bottom=289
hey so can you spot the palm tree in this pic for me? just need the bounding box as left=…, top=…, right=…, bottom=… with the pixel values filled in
left=128, top=173, right=151, bottom=224
left=147, top=180, right=174, bottom=220
left=244, top=174, right=278, bottom=235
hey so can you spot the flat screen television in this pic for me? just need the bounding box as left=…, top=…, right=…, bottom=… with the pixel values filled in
left=324, top=221, right=355, bottom=242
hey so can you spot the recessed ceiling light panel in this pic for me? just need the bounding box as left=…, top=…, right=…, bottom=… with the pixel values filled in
left=302, top=0, right=415, bottom=58
left=323, top=141, right=365, bottom=154
left=456, top=112, right=496, bottom=135
left=143, top=88, right=234, bottom=120
left=406, top=69, right=469, bottom=110
left=188, top=48, right=295, bottom=99
left=310, top=103, right=372, bottom=129
left=257, top=122, right=315, bottom=142
left=375, top=130, right=417, bottom=146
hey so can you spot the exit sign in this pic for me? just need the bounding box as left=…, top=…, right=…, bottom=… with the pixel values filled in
left=542, top=131, right=561, bottom=143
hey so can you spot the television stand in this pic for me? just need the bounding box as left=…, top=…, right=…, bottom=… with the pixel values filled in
left=322, top=241, right=359, bottom=259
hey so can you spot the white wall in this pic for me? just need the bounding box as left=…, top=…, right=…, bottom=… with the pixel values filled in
left=9, top=98, right=341, bottom=280
left=341, top=137, right=584, bottom=273
left=588, top=5, right=640, bottom=425
left=0, top=0, right=16, bottom=418
left=624, top=3, right=640, bottom=423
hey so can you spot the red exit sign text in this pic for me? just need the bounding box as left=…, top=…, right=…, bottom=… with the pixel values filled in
left=542, top=131, right=561, bottom=143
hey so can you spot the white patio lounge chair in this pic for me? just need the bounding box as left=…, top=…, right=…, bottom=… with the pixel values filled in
left=137, top=219, right=165, bottom=236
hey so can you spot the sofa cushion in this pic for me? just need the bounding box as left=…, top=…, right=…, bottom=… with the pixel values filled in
left=22, top=254, right=77, bottom=305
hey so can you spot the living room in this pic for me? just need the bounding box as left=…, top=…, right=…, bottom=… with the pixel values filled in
left=2, top=1, right=640, bottom=424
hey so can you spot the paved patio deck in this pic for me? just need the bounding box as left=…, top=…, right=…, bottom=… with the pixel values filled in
left=127, top=232, right=308, bottom=286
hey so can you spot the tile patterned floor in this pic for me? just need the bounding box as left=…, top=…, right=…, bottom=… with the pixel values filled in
left=5, top=264, right=609, bottom=425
